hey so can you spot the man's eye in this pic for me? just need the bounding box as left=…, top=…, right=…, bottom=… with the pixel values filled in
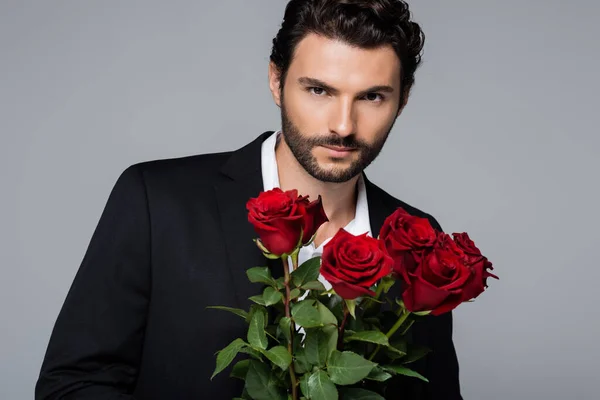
left=364, top=93, right=384, bottom=102
left=308, top=87, right=326, bottom=96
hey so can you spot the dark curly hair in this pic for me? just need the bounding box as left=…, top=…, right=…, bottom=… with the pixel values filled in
left=270, top=0, right=425, bottom=106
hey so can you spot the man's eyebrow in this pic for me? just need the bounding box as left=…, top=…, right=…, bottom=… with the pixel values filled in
left=297, top=77, right=395, bottom=96
left=361, top=85, right=395, bottom=94
left=298, top=77, right=340, bottom=94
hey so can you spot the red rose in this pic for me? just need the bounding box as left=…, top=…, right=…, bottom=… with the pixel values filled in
left=453, top=232, right=499, bottom=301
left=321, top=229, right=393, bottom=300
left=246, top=188, right=328, bottom=256
left=379, top=208, right=437, bottom=277
left=295, top=194, right=329, bottom=245
left=401, top=232, right=472, bottom=316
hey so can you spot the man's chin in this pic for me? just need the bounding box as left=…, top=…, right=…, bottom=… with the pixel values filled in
left=307, top=165, right=360, bottom=184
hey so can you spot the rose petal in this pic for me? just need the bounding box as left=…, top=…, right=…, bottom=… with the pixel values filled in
left=402, top=276, right=452, bottom=313
left=461, top=258, right=498, bottom=301
left=453, top=232, right=482, bottom=257
left=430, top=292, right=463, bottom=315
left=323, top=274, right=375, bottom=300
left=253, top=218, right=303, bottom=255
left=299, top=195, right=329, bottom=244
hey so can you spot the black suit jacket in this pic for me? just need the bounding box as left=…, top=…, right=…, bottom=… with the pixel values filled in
left=35, top=131, right=462, bottom=399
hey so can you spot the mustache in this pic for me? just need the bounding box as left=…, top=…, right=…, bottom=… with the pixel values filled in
left=307, top=135, right=368, bottom=150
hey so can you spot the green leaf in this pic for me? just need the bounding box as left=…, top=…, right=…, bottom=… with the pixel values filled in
left=307, top=370, right=339, bottom=400
left=327, top=350, right=377, bottom=385
left=241, top=387, right=252, bottom=400
left=386, top=347, right=407, bottom=360
left=302, top=280, right=327, bottom=291
left=206, top=306, right=248, bottom=320
left=384, top=338, right=407, bottom=359
left=293, top=348, right=311, bottom=374
left=345, top=299, right=357, bottom=319
left=249, top=295, right=266, bottom=306
left=382, top=364, right=429, bottom=383
left=265, top=325, right=280, bottom=343
left=299, top=373, right=310, bottom=398
left=402, top=344, right=432, bottom=364
left=247, top=266, right=274, bottom=284
left=305, top=329, right=330, bottom=367
left=289, top=288, right=302, bottom=300
left=291, top=257, right=321, bottom=287
left=366, top=366, right=393, bottom=382
left=245, top=360, right=287, bottom=400
left=275, top=277, right=285, bottom=290
left=211, top=338, right=247, bottom=379
left=240, top=347, right=263, bottom=360
left=263, top=346, right=292, bottom=371
left=246, top=305, right=268, bottom=325
left=230, top=359, right=250, bottom=380
left=273, top=364, right=288, bottom=382
left=291, top=300, right=322, bottom=328
left=344, top=331, right=390, bottom=346
left=278, top=317, right=292, bottom=343
left=339, top=388, right=385, bottom=400
left=316, top=301, right=338, bottom=326
left=323, top=325, right=339, bottom=360
left=248, top=310, right=268, bottom=350
left=263, top=287, right=284, bottom=306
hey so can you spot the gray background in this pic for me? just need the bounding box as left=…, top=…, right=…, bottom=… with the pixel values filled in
left=1, top=1, right=598, bottom=399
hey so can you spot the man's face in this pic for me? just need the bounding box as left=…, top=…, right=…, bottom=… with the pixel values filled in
left=269, top=33, right=404, bottom=183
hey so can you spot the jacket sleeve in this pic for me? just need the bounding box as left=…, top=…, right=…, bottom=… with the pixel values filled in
left=421, top=311, right=463, bottom=400
left=35, top=165, right=151, bottom=399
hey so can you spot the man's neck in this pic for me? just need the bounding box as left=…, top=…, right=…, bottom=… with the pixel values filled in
left=275, top=135, right=359, bottom=247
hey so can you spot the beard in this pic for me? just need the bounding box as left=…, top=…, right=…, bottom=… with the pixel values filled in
left=280, top=100, right=395, bottom=183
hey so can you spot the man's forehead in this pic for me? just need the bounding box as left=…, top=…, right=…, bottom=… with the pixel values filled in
left=288, top=33, right=401, bottom=89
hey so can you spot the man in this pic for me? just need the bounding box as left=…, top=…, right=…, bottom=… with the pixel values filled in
left=36, top=0, right=462, bottom=399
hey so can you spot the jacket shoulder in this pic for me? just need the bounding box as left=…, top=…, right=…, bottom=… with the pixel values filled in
left=368, top=179, right=444, bottom=232
left=125, top=151, right=234, bottom=186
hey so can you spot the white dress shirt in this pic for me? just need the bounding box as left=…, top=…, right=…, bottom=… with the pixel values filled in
left=260, top=130, right=372, bottom=290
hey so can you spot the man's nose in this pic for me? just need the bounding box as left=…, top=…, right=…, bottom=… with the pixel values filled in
left=328, top=97, right=356, bottom=137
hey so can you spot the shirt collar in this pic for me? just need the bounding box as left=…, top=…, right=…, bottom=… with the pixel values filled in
left=261, top=130, right=372, bottom=238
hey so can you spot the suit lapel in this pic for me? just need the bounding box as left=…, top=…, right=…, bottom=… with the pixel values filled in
left=363, top=174, right=392, bottom=238
left=214, top=131, right=278, bottom=310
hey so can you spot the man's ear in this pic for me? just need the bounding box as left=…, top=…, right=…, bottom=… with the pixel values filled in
left=268, top=62, right=283, bottom=107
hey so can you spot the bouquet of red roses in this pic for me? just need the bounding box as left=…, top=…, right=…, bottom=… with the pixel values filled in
left=210, top=188, right=497, bottom=400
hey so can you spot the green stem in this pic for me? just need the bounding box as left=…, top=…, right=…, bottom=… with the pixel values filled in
left=282, top=256, right=298, bottom=400
left=368, top=308, right=411, bottom=361
left=385, top=309, right=411, bottom=338
left=337, top=304, right=350, bottom=350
